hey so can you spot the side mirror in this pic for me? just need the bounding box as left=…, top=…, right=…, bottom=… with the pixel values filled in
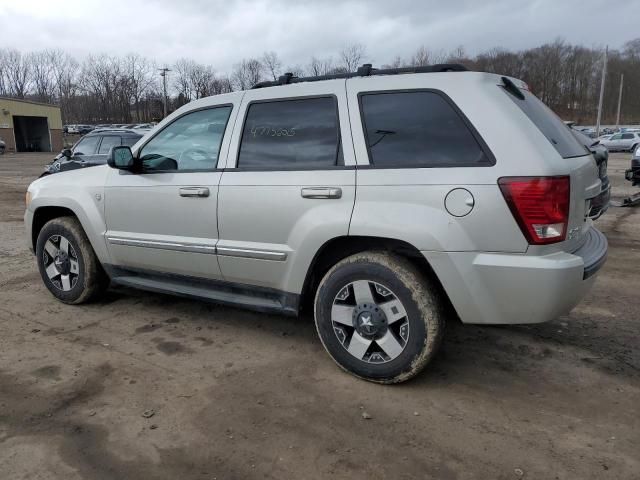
left=61, top=148, right=72, bottom=158
left=108, top=146, right=135, bottom=170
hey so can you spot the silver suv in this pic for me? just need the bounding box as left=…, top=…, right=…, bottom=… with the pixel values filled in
left=25, top=64, right=608, bottom=383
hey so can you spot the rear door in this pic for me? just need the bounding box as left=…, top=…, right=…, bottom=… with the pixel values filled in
left=620, top=133, right=635, bottom=150
left=216, top=81, right=356, bottom=292
left=91, top=135, right=121, bottom=165
left=608, top=133, right=622, bottom=150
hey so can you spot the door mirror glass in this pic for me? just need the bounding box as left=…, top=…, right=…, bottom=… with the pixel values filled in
left=61, top=148, right=72, bottom=158
left=108, top=146, right=135, bottom=170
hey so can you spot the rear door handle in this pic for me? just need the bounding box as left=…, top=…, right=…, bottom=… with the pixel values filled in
left=179, top=187, right=210, bottom=198
left=301, top=187, right=342, bottom=199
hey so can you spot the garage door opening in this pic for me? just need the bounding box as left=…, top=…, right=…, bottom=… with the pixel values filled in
left=13, top=116, right=51, bottom=152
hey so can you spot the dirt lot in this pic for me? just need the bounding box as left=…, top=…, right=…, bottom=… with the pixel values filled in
left=0, top=152, right=638, bottom=480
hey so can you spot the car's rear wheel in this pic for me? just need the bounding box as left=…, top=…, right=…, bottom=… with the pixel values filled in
left=36, top=216, right=108, bottom=304
left=314, top=251, right=445, bottom=384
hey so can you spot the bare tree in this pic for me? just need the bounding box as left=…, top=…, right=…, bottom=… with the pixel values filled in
left=50, top=50, right=80, bottom=121
left=231, top=58, right=264, bottom=90
left=4, top=49, right=31, bottom=98
left=340, top=43, right=366, bottom=71
left=29, top=51, right=56, bottom=103
left=123, top=54, right=157, bottom=121
left=307, top=56, right=334, bottom=76
left=262, top=51, right=282, bottom=81
left=174, top=58, right=196, bottom=102
left=409, top=46, right=431, bottom=66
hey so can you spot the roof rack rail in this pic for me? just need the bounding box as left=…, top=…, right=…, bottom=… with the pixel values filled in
left=252, top=63, right=469, bottom=89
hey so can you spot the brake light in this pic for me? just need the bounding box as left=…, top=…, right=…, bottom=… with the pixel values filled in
left=498, top=176, right=570, bottom=245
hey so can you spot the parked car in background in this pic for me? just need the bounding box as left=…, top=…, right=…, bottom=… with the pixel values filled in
left=26, top=66, right=608, bottom=383
left=0, top=139, right=5, bottom=154
left=626, top=146, right=640, bottom=186
left=42, top=129, right=143, bottom=176
left=599, top=132, right=640, bottom=152
left=569, top=126, right=610, bottom=218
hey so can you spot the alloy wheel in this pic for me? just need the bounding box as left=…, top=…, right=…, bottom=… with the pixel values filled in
left=42, top=234, right=79, bottom=292
left=331, top=280, right=410, bottom=364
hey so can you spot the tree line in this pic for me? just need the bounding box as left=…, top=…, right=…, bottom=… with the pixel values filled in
left=1, top=38, right=638, bottom=125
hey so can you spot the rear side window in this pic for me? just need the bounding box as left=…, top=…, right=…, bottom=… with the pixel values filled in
left=359, top=91, right=491, bottom=168
left=121, top=136, right=141, bottom=147
left=238, top=97, right=342, bottom=169
left=98, top=136, right=121, bottom=154
left=503, top=88, right=588, bottom=158
left=621, top=133, right=634, bottom=140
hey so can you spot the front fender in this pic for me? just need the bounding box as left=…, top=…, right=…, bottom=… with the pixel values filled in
left=27, top=166, right=112, bottom=265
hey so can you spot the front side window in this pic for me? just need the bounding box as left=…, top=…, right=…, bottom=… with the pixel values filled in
left=139, top=106, right=232, bottom=171
left=238, top=97, right=342, bottom=169
left=610, top=134, right=622, bottom=140
left=98, top=136, right=121, bottom=154
left=73, top=136, right=100, bottom=155
left=360, top=91, right=491, bottom=167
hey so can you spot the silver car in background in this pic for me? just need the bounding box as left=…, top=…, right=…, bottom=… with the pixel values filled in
left=25, top=65, right=608, bottom=383
left=599, top=131, right=640, bottom=152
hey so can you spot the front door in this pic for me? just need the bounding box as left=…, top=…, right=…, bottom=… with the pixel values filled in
left=104, top=103, right=237, bottom=279
left=216, top=82, right=356, bottom=294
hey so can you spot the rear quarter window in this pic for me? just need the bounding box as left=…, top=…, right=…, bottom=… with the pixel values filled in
left=502, top=87, right=588, bottom=159
left=359, top=91, right=492, bottom=168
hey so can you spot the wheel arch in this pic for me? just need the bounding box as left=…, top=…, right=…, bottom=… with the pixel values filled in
left=299, top=235, right=453, bottom=314
left=30, top=204, right=110, bottom=266
left=31, top=206, right=77, bottom=251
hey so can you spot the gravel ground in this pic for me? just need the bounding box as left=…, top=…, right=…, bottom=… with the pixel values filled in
left=0, top=152, right=638, bottom=480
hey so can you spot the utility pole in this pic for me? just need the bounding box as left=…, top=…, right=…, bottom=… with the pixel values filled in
left=615, top=73, right=624, bottom=129
left=595, top=46, right=607, bottom=137
left=158, top=67, right=171, bottom=118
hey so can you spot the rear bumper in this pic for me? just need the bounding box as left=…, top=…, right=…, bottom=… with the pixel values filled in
left=423, top=227, right=607, bottom=325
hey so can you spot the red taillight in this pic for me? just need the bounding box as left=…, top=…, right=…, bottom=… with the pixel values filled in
left=498, top=176, right=570, bottom=245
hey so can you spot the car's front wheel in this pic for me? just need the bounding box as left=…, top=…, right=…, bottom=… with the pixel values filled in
left=314, top=251, right=445, bottom=384
left=36, top=216, right=108, bottom=304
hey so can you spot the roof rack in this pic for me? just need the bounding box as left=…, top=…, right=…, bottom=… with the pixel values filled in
left=252, top=63, right=469, bottom=89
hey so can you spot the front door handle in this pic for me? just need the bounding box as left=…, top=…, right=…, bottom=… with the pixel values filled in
left=301, top=187, right=342, bottom=199
left=179, top=187, right=210, bottom=198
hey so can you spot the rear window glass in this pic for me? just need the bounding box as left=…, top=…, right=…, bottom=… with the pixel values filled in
left=503, top=88, right=588, bottom=158
left=359, top=91, right=491, bottom=168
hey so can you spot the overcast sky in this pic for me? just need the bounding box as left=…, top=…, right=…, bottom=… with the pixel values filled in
left=1, top=0, right=639, bottom=73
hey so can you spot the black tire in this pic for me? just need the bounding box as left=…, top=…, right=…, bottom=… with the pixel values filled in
left=36, top=216, right=108, bottom=304
left=314, top=251, right=445, bottom=384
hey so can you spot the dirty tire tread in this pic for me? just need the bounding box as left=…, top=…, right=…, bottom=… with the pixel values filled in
left=314, top=251, right=445, bottom=384
left=36, top=216, right=108, bottom=304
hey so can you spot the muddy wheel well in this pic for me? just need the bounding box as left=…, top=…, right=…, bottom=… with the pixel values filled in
left=31, top=206, right=77, bottom=250
left=300, top=236, right=450, bottom=314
